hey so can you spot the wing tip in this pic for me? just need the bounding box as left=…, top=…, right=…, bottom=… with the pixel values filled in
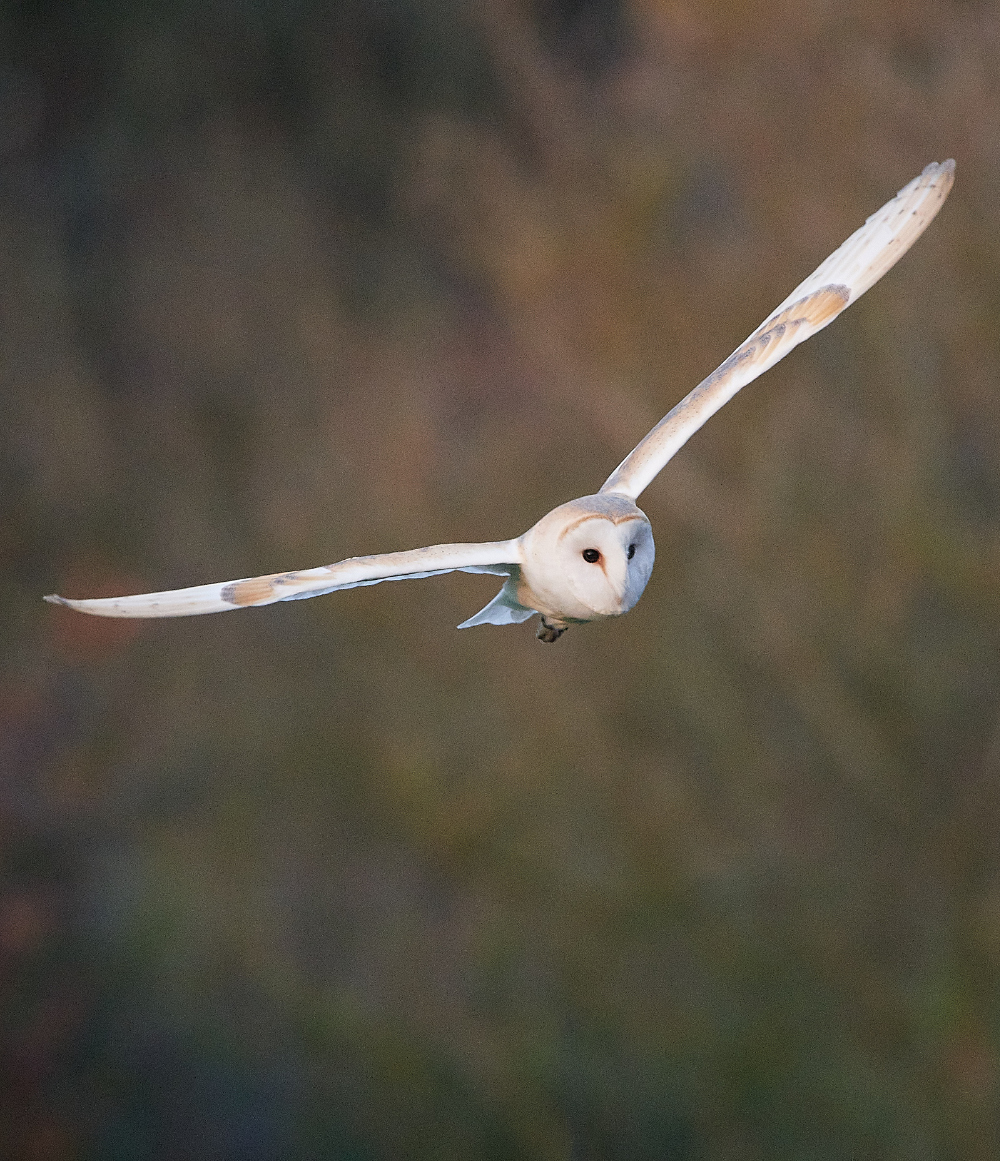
left=892, top=159, right=955, bottom=205
left=44, top=592, right=118, bottom=616
left=916, top=158, right=956, bottom=196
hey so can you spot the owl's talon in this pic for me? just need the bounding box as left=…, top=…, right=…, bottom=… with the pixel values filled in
left=537, top=617, right=568, bottom=643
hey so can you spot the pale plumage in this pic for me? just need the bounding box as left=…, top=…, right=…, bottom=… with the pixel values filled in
left=46, top=160, right=955, bottom=641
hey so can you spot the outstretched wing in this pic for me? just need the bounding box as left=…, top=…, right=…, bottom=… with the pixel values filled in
left=600, top=159, right=955, bottom=501
left=45, top=540, right=523, bottom=619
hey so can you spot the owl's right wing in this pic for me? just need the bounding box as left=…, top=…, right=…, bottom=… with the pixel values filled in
left=600, top=159, right=955, bottom=501
left=44, top=539, right=524, bottom=619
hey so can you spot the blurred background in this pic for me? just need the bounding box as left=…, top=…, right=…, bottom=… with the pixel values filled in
left=2, top=1, right=998, bottom=1157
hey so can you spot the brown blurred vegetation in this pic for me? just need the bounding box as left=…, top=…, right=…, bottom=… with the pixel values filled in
left=2, top=0, right=1000, bottom=1157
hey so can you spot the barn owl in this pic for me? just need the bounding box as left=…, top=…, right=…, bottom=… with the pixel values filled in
left=46, top=160, right=954, bottom=642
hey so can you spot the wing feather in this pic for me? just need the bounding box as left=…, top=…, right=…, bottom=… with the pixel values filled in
left=44, top=540, right=523, bottom=619
left=600, top=159, right=955, bottom=500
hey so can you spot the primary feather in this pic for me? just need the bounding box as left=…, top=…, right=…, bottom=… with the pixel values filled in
left=45, top=542, right=521, bottom=618
left=599, top=160, right=955, bottom=500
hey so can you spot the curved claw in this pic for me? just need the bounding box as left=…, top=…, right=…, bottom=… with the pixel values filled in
left=536, top=617, right=569, bottom=643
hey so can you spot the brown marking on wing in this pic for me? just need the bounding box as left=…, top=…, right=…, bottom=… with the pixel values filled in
left=771, top=284, right=851, bottom=329
left=718, top=284, right=852, bottom=380
left=221, top=574, right=282, bottom=606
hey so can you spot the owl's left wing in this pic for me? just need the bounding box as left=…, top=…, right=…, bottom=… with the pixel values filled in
left=45, top=539, right=523, bottom=619
left=600, top=159, right=955, bottom=501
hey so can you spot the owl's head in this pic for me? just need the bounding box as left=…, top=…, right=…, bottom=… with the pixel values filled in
left=519, top=493, right=655, bottom=623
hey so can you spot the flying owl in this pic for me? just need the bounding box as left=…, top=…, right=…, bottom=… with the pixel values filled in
left=46, top=160, right=955, bottom=642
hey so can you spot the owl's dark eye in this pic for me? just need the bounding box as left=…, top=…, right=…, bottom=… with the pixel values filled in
left=582, top=548, right=601, bottom=564
left=627, top=544, right=636, bottom=560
